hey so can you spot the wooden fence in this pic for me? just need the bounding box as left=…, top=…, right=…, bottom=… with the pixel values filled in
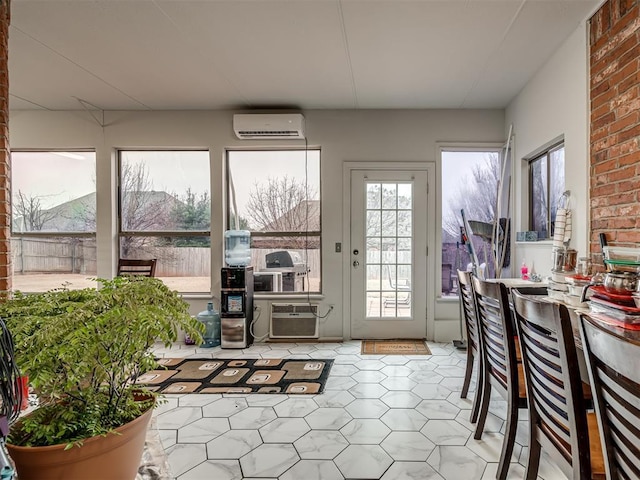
left=12, top=238, right=98, bottom=275
left=11, top=238, right=321, bottom=280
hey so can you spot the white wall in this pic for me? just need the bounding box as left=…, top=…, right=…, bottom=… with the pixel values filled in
left=506, top=21, right=590, bottom=275
left=9, top=108, right=504, bottom=341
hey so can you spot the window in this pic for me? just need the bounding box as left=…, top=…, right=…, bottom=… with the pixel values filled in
left=529, top=143, right=565, bottom=239
left=118, top=150, right=211, bottom=293
left=226, top=150, right=321, bottom=294
left=441, top=149, right=501, bottom=296
left=11, top=151, right=97, bottom=292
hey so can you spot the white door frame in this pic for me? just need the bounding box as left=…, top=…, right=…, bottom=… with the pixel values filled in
left=342, top=161, right=436, bottom=341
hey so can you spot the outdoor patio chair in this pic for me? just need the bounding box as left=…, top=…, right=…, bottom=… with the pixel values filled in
left=117, top=258, right=157, bottom=277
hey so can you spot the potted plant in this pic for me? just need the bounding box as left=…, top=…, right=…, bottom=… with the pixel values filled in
left=0, top=276, right=204, bottom=480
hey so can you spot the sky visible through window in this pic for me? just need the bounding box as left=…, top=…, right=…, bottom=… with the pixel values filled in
left=12, top=151, right=96, bottom=209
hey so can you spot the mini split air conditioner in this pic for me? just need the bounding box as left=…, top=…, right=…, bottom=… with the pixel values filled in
left=270, top=303, right=318, bottom=339
left=233, top=113, right=305, bottom=140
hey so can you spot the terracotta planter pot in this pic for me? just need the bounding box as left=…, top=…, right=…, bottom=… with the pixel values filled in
left=6, top=405, right=153, bottom=480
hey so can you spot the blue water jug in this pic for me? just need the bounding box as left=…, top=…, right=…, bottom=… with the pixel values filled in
left=196, top=302, right=221, bottom=348
left=224, top=230, right=251, bottom=267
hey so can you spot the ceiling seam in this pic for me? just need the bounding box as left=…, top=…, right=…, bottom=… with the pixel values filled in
left=459, top=0, right=528, bottom=109
left=151, top=0, right=252, bottom=108
left=9, top=93, right=51, bottom=111
left=337, top=0, right=359, bottom=109
left=10, top=25, right=151, bottom=111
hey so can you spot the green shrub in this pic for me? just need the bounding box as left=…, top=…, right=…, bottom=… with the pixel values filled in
left=0, top=276, right=204, bottom=447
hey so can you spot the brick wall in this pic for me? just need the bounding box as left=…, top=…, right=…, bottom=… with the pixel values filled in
left=590, top=0, right=640, bottom=250
left=0, top=1, right=9, bottom=294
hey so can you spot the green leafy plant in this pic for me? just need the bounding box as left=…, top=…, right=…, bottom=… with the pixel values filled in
left=0, top=276, right=204, bottom=447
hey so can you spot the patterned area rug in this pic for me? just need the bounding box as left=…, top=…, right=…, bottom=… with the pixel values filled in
left=361, top=339, right=431, bottom=355
left=136, top=358, right=334, bottom=394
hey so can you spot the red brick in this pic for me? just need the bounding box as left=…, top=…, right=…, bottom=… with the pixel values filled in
left=592, top=149, right=610, bottom=165
left=610, top=32, right=639, bottom=63
left=619, top=69, right=640, bottom=94
left=591, top=102, right=612, bottom=122
left=591, top=125, right=610, bottom=142
left=0, top=1, right=9, bottom=289
left=617, top=122, right=640, bottom=142
left=590, top=195, right=610, bottom=208
left=611, top=5, right=640, bottom=37
left=618, top=42, right=640, bottom=73
left=617, top=230, right=640, bottom=242
left=607, top=164, right=637, bottom=181
left=592, top=78, right=612, bottom=99
left=609, top=216, right=637, bottom=228
left=618, top=149, right=640, bottom=165
left=610, top=58, right=639, bottom=88
left=593, top=111, right=616, bottom=131
left=610, top=111, right=640, bottom=133
left=609, top=191, right=638, bottom=205
left=590, top=3, right=612, bottom=45
left=591, top=57, right=619, bottom=85
left=591, top=85, right=616, bottom=110
left=618, top=176, right=640, bottom=192
left=594, top=158, right=619, bottom=174
left=608, top=137, right=639, bottom=158
left=592, top=134, right=619, bottom=153
left=618, top=0, right=637, bottom=17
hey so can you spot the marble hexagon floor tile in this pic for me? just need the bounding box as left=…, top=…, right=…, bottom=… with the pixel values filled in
left=151, top=340, right=559, bottom=480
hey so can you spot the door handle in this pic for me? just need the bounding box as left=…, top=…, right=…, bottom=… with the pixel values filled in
left=353, top=260, right=359, bottom=268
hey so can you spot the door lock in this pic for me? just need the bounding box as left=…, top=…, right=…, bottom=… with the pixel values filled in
left=353, top=249, right=359, bottom=255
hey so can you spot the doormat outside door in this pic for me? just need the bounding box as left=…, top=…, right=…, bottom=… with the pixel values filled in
left=135, top=358, right=333, bottom=394
left=361, top=339, right=431, bottom=355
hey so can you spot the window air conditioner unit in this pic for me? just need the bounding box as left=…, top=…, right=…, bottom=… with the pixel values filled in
left=233, top=113, right=305, bottom=140
left=269, top=303, right=318, bottom=339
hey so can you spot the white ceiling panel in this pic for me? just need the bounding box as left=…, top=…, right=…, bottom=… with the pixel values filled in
left=8, top=0, right=601, bottom=111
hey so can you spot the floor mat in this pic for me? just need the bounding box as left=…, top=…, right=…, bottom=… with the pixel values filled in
left=136, top=358, right=333, bottom=394
left=361, top=339, right=431, bottom=355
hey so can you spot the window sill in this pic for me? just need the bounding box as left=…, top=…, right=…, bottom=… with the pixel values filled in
left=181, top=293, right=215, bottom=300
left=515, top=240, right=553, bottom=246
left=255, top=293, right=325, bottom=301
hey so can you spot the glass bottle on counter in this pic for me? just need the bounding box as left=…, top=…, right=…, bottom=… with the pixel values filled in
left=520, top=259, right=529, bottom=280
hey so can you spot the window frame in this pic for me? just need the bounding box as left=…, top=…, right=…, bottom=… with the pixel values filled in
left=117, top=149, right=212, bottom=294
left=439, top=146, right=503, bottom=296
left=10, top=149, right=98, bottom=291
left=527, top=141, right=565, bottom=239
left=225, top=148, right=322, bottom=295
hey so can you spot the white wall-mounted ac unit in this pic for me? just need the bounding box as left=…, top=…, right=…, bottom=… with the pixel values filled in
left=270, top=303, right=318, bottom=339
left=233, top=113, right=305, bottom=140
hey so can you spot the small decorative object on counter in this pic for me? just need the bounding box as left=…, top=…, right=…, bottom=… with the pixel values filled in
left=197, top=302, right=221, bottom=348
left=529, top=273, right=542, bottom=282
left=520, top=259, right=529, bottom=280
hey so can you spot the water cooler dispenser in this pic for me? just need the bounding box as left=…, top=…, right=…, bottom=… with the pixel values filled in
left=220, top=266, right=254, bottom=348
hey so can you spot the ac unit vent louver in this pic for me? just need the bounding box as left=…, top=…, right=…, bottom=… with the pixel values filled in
left=270, top=303, right=318, bottom=339
left=237, top=130, right=299, bottom=137
left=233, top=113, right=305, bottom=140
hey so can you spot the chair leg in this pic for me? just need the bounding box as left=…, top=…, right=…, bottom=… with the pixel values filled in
left=461, top=350, right=474, bottom=399
left=469, top=359, right=483, bottom=423
left=496, top=395, right=519, bottom=480
left=525, top=437, right=541, bottom=480
left=473, top=373, right=491, bottom=440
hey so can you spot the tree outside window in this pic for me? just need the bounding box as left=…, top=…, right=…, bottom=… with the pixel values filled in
left=118, top=150, right=211, bottom=293
left=441, top=150, right=502, bottom=295
left=227, top=150, right=321, bottom=293
left=529, top=143, right=565, bottom=239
